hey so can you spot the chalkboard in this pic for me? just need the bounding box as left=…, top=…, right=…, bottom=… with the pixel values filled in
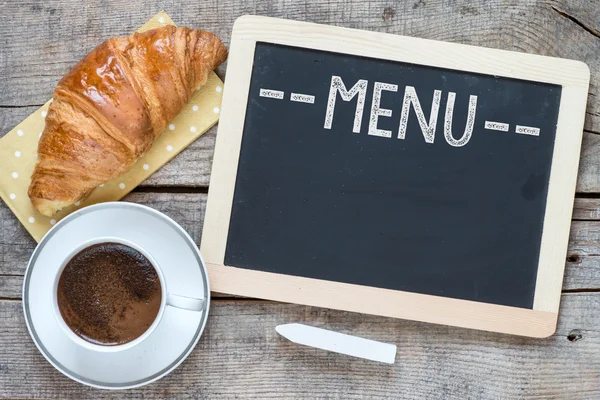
left=225, top=41, right=560, bottom=309
left=202, top=16, right=590, bottom=337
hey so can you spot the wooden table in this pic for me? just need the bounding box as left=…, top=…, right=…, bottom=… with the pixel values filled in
left=1, top=1, right=599, bottom=398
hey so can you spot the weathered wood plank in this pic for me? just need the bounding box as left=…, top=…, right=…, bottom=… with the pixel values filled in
left=1, top=1, right=597, bottom=114
left=0, top=192, right=206, bottom=275
left=0, top=106, right=39, bottom=133
left=0, top=274, right=239, bottom=300
left=572, top=197, right=600, bottom=220
left=1, top=1, right=599, bottom=398
left=577, top=132, right=600, bottom=193
left=1, top=0, right=600, bottom=189
left=566, top=220, right=600, bottom=290
left=0, top=276, right=22, bottom=299
left=0, top=293, right=598, bottom=399
left=3, top=193, right=600, bottom=291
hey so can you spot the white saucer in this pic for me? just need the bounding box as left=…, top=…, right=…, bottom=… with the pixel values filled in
left=22, top=202, right=210, bottom=390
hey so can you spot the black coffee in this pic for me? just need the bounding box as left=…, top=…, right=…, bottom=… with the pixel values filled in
left=57, top=242, right=162, bottom=346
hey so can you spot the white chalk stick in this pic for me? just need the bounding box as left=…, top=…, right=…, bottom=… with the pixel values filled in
left=276, top=323, right=396, bottom=364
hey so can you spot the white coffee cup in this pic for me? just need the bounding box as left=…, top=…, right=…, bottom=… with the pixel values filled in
left=52, top=236, right=205, bottom=352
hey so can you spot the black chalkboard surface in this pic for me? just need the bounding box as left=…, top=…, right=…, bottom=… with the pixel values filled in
left=201, top=16, right=590, bottom=337
left=225, top=42, right=561, bottom=309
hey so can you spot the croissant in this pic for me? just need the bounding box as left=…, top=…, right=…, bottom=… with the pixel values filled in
left=28, top=25, right=227, bottom=217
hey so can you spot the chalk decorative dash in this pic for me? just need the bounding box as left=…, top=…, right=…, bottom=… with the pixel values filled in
left=290, top=93, right=316, bottom=104
left=484, top=121, right=510, bottom=132
left=259, top=88, right=284, bottom=99
left=276, top=323, right=396, bottom=364
left=516, top=125, right=541, bottom=136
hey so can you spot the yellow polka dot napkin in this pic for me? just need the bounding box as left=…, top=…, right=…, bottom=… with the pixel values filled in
left=0, top=11, right=223, bottom=242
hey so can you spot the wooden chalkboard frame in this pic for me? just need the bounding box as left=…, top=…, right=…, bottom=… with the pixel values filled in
left=201, top=15, right=590, bottom=337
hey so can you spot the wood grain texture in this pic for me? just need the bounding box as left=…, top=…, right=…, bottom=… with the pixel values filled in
left=0, top=275, right=22, bottom=299
left=3, top=193, right=600, bottom=289
left=3, top=196, right=598, bottom=298
left=566, top=220, right=600, bottom=291
left=3, top=200, right=597, bottom=298
left=0, top=192, right=205, bottom=275
left=0, top=0, right=599, bottom=397
left=572, top=197, right=600, bottom=220
left=577, top=132, right=600, bottom=193
left=1, top=0, right=600, bottom=189
left=0, top=294, right=598, bottom=399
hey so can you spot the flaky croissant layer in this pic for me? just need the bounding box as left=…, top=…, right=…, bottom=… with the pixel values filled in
left=28, top=26, right=227, bottom=216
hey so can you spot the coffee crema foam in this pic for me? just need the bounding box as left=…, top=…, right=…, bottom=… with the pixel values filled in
left=57, top=243, right=162, bottom=346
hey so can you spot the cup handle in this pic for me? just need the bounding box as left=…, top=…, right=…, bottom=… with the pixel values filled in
left=167, top=293, right=205, bottom=312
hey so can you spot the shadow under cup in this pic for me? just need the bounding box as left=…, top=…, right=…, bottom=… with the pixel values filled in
left=53, top=237, right=205, bottom=352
